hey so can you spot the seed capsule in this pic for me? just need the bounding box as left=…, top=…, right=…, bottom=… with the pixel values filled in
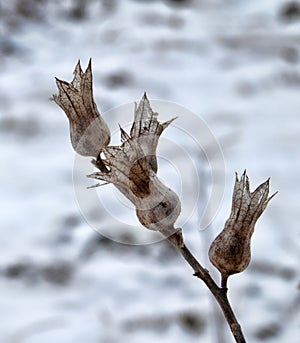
left=88, top=94, right=181, bottom=237
left=52, top=60, right=110, bottom=157
left=209, top=171, right=277, bottom=284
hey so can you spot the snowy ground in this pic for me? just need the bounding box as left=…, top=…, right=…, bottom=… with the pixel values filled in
left=0, top=0, right=299, bottom=342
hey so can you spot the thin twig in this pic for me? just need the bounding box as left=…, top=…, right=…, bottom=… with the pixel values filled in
left=167, top=230, right=246, bottom=343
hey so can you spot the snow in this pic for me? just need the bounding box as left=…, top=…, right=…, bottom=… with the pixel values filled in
left=0, top=0, right=299, bottom=342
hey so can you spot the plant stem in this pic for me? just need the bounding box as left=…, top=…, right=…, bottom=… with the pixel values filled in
left=167, top=230, right=246, bottom=343
left=221, top=274, right=229, bottom=291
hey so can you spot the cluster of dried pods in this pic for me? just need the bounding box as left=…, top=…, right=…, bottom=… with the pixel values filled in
left=52, top=59, right=180, bottom=237
left=52, top=60, right=276, bottom=343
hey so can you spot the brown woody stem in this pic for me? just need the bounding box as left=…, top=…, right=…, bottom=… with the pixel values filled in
left=221, top=273, right=229, bottom=291
left=167, top=230, right=246, bottom=343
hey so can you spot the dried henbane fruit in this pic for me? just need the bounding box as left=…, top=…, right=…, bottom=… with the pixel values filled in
left=88, top=94, right=181, bottom=237
left=209, top=171, right=277, bottom=286
left=52, top=59, right=110, bottom=157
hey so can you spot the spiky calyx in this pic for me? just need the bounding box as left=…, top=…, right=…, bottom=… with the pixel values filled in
left=88, top=94, right=181, bottom=236
left=209, top=171, right=277, bottom=283
left=52, top=59, right=110, bottom=157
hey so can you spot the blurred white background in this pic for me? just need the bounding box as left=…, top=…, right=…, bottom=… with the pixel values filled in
left=0, top=0, right=299, bottom=342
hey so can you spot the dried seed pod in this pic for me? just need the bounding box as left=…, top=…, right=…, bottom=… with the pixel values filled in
left=209, top=171, right=277, bottom=285
left=88, top=94, right=181, bottom=236
left=52, top=59, right=110, bottom=157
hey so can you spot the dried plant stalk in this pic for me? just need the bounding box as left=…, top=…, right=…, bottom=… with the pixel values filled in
left=53, top=60, right=277, bottom=343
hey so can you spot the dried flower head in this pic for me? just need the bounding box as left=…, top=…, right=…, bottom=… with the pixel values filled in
left=88, top=93, right=181, bottom=236
left=52, top=59, right=110, bottom=157
left=130, top=93, right=176, bottom=173
left=209, top=171, right=277, bottom=284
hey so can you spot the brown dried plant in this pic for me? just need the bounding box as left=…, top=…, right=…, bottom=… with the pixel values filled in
left=52, top=60, right=277, bottom=343
left=52, top=59, right=110, bottom=157
left=209, top=171, right=277, bottom=288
